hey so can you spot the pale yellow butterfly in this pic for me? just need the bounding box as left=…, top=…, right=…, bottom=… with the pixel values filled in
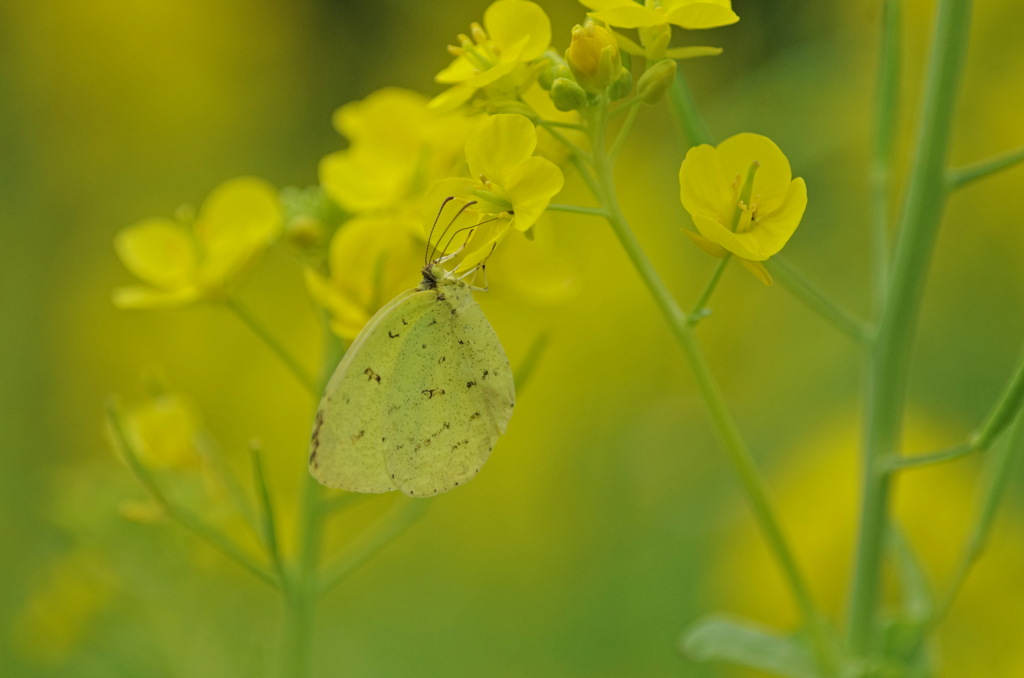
left=309, top=200, right=515, bottom=497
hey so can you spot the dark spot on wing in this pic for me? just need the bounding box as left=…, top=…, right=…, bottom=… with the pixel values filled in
left=438, top=355, right=446, bottom=364
left=470, top=411, right=481, bottom=420
left=482, top=369, right=489, bottom=380
left=467, top=380, right=476, bottom=388
left=388, top=330, right=400, bottom=339
left=402, top=318, right=408, bottom=325
left=350, top=429, right=365, bottom=444
left=422, top=388, right=445, bottom=399
left=364, top=367, right=381, bottom=383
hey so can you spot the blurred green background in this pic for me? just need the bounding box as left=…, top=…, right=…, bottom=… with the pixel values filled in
left=2, top=0, right=1023, bottom=676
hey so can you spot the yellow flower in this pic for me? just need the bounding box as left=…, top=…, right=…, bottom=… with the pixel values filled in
left=11, top=548, right=115, bottom=665
left=305, top=214, right=424, bottom=340
left=422, top=113, right=564, bottom=270
left=119, top=391, right=203, bottom=470
left=319, top=88, right=474, bottom=215
left=580, top=0, right=738, bottom=30
left=580, top=0, right=737, bottom=61
left=565, top=21, right=622, bottom=93
left=112, top=177, right=281, bottom=308
left=431, top=0, right=552, bottom=112
left=678, top=133, right=807, bottom=285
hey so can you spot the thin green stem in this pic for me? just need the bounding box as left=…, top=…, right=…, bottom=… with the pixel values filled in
left=546, top=203, right=610, bottom=218
left=105, top=399, right=278, bottom=588
left=250, top=444, right=286, bottom=585
left=884, top=443, right=974, bottom=471
left=767, top=256, right=873, bottom=345
left=932, top=410, right=1024, bottom=624
left=534, top=118, right=585, bottom=132
left=688, top=257, right=730, bottom=323
left=971, top=349, right=1024, bottom=451
left=947, top=144, right=1024, bottom=191
left=584, top=97, right=835, bottom=675
left=226, top=297, right=318, bottom=394
left=280, top=325, right=341, bottom=678
left=318, top=498, right=430, bottom=595
left=847, top=0, right=973, bottom=656
left=869, top=0, right=902, bottom=312
left=609, top=102, right=641, bottom=162
left=513, top=332, right=551, bottom=393
left=668, top=69, right=713, bottom=147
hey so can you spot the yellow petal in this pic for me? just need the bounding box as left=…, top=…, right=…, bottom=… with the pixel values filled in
left=193, top=177, right=282, bottom=288
left=717, top=133, right=792, bottom=203
left=504, top=155, right=564, bottom=230
left=738, top=258, right=772, bottom=285
left=319, top=147, right=412, bottom=213
left=665, top=0, right=739, bottom=29
left=664, top=45, right=723, bottom=59
left=465, top=114, right=538, bottom=184
left=484, top=0, right=551, bottom=61
left=683, top=228, right=728, bottom=258
left=194, top=177, right=282, bottom=248
left=113, top=218, right=197, bottom=290
left=587, top=6, right=664, bottom=29
left=678, top=143, right=732, bottom=218
left=111, top=284, right=200, bottom=309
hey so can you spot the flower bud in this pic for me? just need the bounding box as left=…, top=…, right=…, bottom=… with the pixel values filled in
left=608, top=67, right=632, bottom=100
left=565, top=21, right=621, bottom=94
left=637, top=59, right=677, bottom=105
left=550, top=77, right=589, bottom=112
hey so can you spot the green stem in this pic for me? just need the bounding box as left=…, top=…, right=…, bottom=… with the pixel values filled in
left=280, top=326, right=341, bottom=678
left=869, top=0, right=902, bottom=311
left=847, top=0, right=973, bottom=655
left=668, top=69, right=713, bottom=147
left=932, top=409, right=1024, bottom=624
left=971, top=349, right=1024, bottom=451
left=609, top=102, right=641, bottom=162
left=767, top=256, right=873, bottom=345
left=884, top=443, right=974, bottom=471
left=250, top=444, right=286, bottom=584
left=585, top=98, right=835, bottom=674
left=545, top=203, right=610, bottom=218
left=947, top=144, right=1024, bottom=191
left=688, top=257, right=730, bottom=323
left=105, top=399, right=278, bottom=588
left=318, top=498, right=430, bottom=594
left=226, top=297, right=318, bottom=394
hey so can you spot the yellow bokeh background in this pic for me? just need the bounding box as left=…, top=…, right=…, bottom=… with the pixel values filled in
left=2, top=1, right=1023, bottom=676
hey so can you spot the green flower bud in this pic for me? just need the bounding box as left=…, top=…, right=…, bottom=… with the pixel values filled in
left=608, top=67, right=632, bottom=100
left=550, top=77, right=589, bottom=112
left=565, top=21, right=622, bottom=94
left=637, top=59, right=677, bottom=105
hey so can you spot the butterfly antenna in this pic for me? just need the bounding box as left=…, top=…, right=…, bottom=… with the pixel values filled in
left=425, top=196, right=455, bottom=267
left=437, top=215, right=501, bottom=269
left=429, top=199, right=477, bottom=265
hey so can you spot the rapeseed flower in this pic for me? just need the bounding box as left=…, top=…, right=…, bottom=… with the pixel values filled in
left=319, top=88, right=474, bottom=215
left=431, top=0, right=552, bottom=112
left=113, top=178, right=281, bottom=308
left=678, top=133, right=807, bottom=284
left=422, top=113, right=564, bottom=270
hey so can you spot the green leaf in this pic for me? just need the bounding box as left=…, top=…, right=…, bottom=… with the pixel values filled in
left=680, top=615, right=819, bottom=678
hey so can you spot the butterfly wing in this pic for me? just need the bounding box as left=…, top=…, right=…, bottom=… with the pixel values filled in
left=310, top=288, right=436, bottom=492
left=384, top=283, right=515, bottom=497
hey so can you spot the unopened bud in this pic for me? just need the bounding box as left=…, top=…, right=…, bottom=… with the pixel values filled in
left=550, top=77, right=589, bottom=112
left=565, top=21, right=622, bottom=94
left=608, top=67, right=632, bottom=100
left=637, top=59, right=677, bottom=105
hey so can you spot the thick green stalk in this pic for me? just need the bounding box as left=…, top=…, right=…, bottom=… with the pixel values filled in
left=586, top=100, right=834, bottom=674
left=847, top=0, right=973, bottom=655
left=869, top=0, right=902, bottom=310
